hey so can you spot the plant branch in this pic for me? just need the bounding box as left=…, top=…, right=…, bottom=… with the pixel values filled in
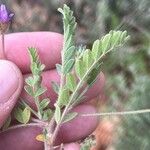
left=0, top=33, right=6, bottom=59
left=1, top=123, right=44, bottom=133
left=81, top=109, right=150, bottom=117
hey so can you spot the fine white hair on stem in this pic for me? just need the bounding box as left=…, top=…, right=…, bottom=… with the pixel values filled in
left=81, top=109, right=150, bottom=117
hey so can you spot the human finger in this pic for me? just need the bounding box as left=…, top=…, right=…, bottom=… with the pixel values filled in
left=20, top=70, right=105, bottom=108
left=4, top=32, right=63, bottom=73
left=0, top=60, right=23, bottom=127
left=0, top=104, right=98, bottom=150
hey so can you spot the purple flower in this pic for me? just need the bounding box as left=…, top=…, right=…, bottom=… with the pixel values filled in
left=0, top=4, right=14, bottom=23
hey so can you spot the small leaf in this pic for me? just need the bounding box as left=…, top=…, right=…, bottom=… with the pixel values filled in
left=24, top=85, right=34, bottom=96
left=34, top=87, right=47, bottom=97
left=101, top=34, right=111, bottom=53
left=56, top=64, right=62, bottom=74
left=51, top=81, right=60, bottom=94
left=83, top=50, right=94, bottom=68
left=92, top=40, right=101, bottom=59
left=31, top=62, right=39, bottom=75
left=111, top=31, right=121, bottom=47
left=57, top=88, right=69, bottom=106
left=40, top=64, right=45, bottom=71
left=36, top=134, right=45, bottom=142
left=63, top=59, right=75, bottom=74
left=64, top=46, right=75, bottom=62
left=40, top=99, right=50, bottom=110
left=14, top=107, right=23, bottom=123
left=42, top=109, right=52, bottom=121
left=22, top=107, right=31, bottom=124
left=62, top=112, right=78, bottom=124
left=2, top=116, right=11, bottom=131
left=86, top=63, right=101, bottom=86
left=66, top=73, right=77, bottom=91
left=75, top=59, right=85, bottom=79
left=25, top=77, right=34, bottom=86
left=54, top=105, right=61, bottom=124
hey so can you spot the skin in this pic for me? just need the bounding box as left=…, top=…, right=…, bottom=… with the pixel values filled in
left=0, top=32, right=105, bottom=150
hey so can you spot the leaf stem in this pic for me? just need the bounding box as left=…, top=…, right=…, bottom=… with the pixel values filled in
left=0, top=33, right=6, bottom=59
left=49, top=48, right=113, bottom=147
left=34, top=96, right=42, bottom=119
left=81, top=109, right=150, bottom=117
left=1, top=123, right=44, bottom=133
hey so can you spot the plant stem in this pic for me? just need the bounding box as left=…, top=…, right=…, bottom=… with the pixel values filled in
left=0, top=33, right=6, bottom=59
left=81, top=109, right=150, bottom=117
left=1, top=123, right=44, bottom=133
left=49, top=48, right=113, bottom=147
left=34, top=96, right=42, bottom=119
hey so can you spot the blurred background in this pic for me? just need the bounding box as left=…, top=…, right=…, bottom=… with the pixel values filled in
left=1, top=0, right=150, bottom=149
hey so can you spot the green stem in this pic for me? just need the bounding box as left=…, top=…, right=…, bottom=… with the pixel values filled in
left=1, top=123, right=44, bottom=133
left=81, top=109, right=150, bottom=117
left=34, top=96, right=42, bottom=119
left=0, top=33, right=6, bottom=59
left=50, top=48, right=113, bottom=147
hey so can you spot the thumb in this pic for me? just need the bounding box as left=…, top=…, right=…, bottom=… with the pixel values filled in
left=0, top=60, right=23, bottom=127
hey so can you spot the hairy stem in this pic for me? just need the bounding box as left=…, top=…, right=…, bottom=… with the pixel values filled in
left=0, top=33, right=6, bottom=59
left=49, top=48, right=113, bottom=147
left=1, top=123, right=44, bottom=133
left=81, top=109, right=150, bottom=117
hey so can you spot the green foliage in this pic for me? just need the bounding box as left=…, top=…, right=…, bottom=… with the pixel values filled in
left=24, top=47, right=51, bottom=120
left=57, top=88, right=70, bottom=106
left=2, top=116, right=11, bottom=131
left=66, top=73, right=77, bottom=92
left=54, top=4, right=77, bottom=123
left=54, top=104, right=61, bottom=124
left=51, top=81, right=60, bottom=94
left=62, top=112, right=78, bottom=124
left=14, top=107, right=31, bottom=124
left=74, top=30, right=129, bottom=86
left=57, top=4, right=77, bottom=75
left=80, top=136, right=96, bottom=150
left=115, top=76, right=150, bottom=150
left=54, top=4, right=129, bottom=125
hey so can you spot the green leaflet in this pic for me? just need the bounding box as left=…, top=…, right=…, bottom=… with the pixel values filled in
left=58, top=4, right=77, bottom=75
left=51, top=81, right=60, bottom=94
left=63, top=59, right=75, bottom=74
left=40, top=99, right=50, bottom=110
left=62, top=112, right=78, bottom=124
left=2, top=116, right=11, bottom=131
left=24, top=85, right=34, bottom=97
left=66, top=73, right=77, bottom=91
left=14, top=107, right=31, bottom=124
left=86, top=63, right=102, bottom=86
left=75, top=58, right=86, bottom=79
left=22, top=107, right=31, bottom=124
left=56, top=64, right=62, bottom=74
left=34, top=87, right=47, bottom=97
left=101, top=34, right=111, bottom=53
left=64, top=46, right=76, bottom=62
left=54, top=105, right=61, bottom=124
left=83, top=50, right=94, bottom=69
left=74, top=30, right=129, bottom=86
left=42, top=109, right=52, bottom=121
left=92, top=40, right=102, bottom=60
left=57, top=88, right=69, bottom=106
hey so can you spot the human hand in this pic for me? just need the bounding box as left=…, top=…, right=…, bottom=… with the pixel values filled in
left=0, top=32, right=105, bottom=150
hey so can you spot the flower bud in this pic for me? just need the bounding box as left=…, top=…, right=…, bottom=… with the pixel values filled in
left=0, top=4, right=14, bottom=33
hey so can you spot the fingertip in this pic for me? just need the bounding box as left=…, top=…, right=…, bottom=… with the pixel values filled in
left=5, top=32, right=63, bottom=73
left=56, top=104, right=99, bottom=144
